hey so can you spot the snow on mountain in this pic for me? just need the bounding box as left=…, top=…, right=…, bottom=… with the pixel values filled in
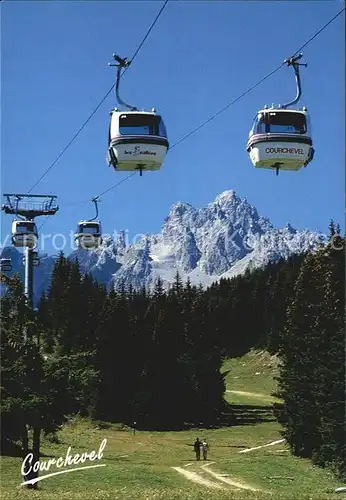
left=1, top=190, right=326, bottom=301
left=111, top=190, right=324, bottom=290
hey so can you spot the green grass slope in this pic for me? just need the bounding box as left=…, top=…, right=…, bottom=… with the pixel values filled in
left=1, top=350, right=344, bottom=499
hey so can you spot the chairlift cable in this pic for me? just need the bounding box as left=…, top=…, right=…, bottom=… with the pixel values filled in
left=36, top=6, right=344, bottom=231
left=170, top=6, right=345, bottom=150
left=90, top=6, right=345, bottom=200
left=27, top=0, right=169, bottom=194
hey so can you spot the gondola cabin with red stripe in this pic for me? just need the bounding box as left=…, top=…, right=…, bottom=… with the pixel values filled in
left=107, top=54, right=169, bottom=175
left=107, top=108, right=169, bottom=174
left=247, top=106, right=314, bottom=173
left=246, top=53, right=315, bottom=175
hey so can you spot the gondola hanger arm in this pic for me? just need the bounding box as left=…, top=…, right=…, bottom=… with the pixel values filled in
left=108, top=53, right=138, bottom=111
left=281, top=53, right=307, bottom=109
left=88, top=197, right=100, bottom=221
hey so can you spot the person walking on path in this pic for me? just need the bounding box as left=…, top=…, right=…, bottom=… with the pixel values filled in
left=202, top=439, right=209, bottom=460
left=193, top=438, right=201, bottom=460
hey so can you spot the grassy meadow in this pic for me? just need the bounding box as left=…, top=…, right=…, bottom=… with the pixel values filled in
left=1, top=350, right=344, bottom=499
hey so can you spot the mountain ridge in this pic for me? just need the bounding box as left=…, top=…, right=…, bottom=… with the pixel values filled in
left=0, top=189, right=326, bottom=302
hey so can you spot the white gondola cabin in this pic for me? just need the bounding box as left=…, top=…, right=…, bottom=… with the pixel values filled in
left=0, top=258, right=12, bottom=272
left=74, top=221, right=102, bottom=250
left=247, top=107, right=314, bottom=174
left=12, top=220, right=38, bottom=248
left=107, top=109, right=169, bottom=173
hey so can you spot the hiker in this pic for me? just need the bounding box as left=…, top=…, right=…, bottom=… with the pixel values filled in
left=202, top=439, right=209, bottom=460
left=193, top=438, right=201, bottom=460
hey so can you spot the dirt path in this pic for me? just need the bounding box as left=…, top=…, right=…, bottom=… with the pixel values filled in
left=201, top=465, right=263, bottom=492
left=171, top=466, right=226, bottom=490
left=172, top=389, right=281, bottom=493
left=172, top=463, right=267, bottom=493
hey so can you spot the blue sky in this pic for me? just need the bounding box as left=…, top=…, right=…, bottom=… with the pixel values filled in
left=1, top=1, right=344, bottom=255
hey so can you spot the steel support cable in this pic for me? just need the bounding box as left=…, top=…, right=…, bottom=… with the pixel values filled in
left=39, top=5, right=345, bottom=228
left=28, top=0, right=169, bottom=194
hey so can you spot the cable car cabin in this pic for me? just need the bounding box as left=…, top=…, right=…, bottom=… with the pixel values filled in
left=107, top=110, right=169, bottom=173
left=247, top=108, right=314, bottom=173
left=74, top=221, right=102, bottom=250
left=0, top=258, right=12, bottom=272
left=11, top=220, right=38, bottom=248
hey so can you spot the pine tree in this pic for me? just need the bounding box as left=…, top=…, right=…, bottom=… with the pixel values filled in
left=1, top=276, right=69, bottom=487
left=310, top=237, right=345, bottom=477
left=276, top=250, right=325, bottom=457
left=328, top=219, right=336, bottom=237
left=275, top=237, right=346, bottom=478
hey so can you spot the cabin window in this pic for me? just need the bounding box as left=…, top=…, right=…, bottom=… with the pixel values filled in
left=158, top=119, right=167, bottom=137
left=79, top=225, right=100, bottom=235
left=16, top=223, right=36, bottom=233
left=253, top=112, right=307, bottom=134
left=119, top=114, right=167, bottom=137
left=255, top=115, right=266, bottom=134
left=250, top=114, right=265, bottom=136
left=267, top=112, right=306, bottom=133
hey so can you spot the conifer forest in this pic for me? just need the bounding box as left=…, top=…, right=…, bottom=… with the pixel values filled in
left=1, top=223, right=345, bottom=484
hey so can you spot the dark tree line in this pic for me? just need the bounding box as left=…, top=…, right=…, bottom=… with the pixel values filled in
left=1, top=221, right=344, bottom=481
left=273, top=223, right=345, bottom=479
